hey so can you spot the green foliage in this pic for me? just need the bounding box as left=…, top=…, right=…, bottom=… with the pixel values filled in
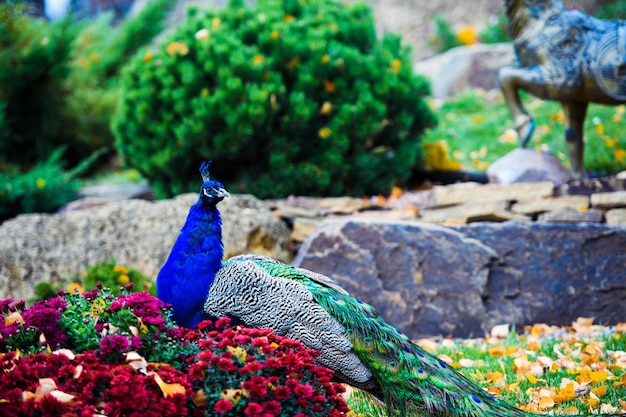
left=595, top=0, right=626, bottom=20
left=428, top=13, right=510, bottom=55
left=422, top=90, right=626, bottom=175
left=0, top=2, right=77, bottom=167
left=428, top=14, right=462, bottom=54
left=0, top=148, right=101, bottom=223
left=113, top=0, right=435, bottom=198
left=64, top=0, right=175, bottom=161
left=32, top=259, right=156, bottom=304
left=423, top=324, right=626, bottom=413
left=478, top=14, right=511, bottom=44
left=0, top=0, right=172, bottom=170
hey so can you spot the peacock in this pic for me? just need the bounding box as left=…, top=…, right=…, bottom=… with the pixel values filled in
left=157, top=161, right=623, bottom=417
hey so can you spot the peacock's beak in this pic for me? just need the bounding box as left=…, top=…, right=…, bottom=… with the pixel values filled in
left=216, top=188, right=230, bottom=199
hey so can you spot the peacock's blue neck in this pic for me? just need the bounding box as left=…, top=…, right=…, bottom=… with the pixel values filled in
left=157, top=201, right=224, bottom=327
left=175, top=202, right=224, bottom=280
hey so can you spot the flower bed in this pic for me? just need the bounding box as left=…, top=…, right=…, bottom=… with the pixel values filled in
left=0, top=286, right=349, bottom=416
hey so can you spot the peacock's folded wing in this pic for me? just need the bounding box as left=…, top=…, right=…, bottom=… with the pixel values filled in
left=204, top=258, right=374, bottom=389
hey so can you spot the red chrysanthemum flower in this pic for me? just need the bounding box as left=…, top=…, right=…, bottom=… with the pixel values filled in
left=243, top=402, right=264, bottom=416
left=214, top=398, right=233, bottom=413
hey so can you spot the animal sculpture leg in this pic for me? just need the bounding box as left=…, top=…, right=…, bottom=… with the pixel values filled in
left=562, top=101, right=588, bottom=179
left=498, top=65, right=548, bottom=147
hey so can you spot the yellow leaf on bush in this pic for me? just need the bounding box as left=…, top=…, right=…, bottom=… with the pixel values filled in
left=227, top=346, right=247, bottom=362
left=222, top=388, right=243, bottom=405
left=5, top=312, right=24, bottom=326
left=153, top=372, right=186, bottom=398
left=192, top=389, right=206, bottom=407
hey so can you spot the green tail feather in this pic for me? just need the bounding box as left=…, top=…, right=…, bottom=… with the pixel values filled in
left=255, top=261, right=623, bottom=417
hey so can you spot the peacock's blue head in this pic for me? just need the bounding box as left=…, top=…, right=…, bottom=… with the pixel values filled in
left=198, top=161, right=229, bottom=206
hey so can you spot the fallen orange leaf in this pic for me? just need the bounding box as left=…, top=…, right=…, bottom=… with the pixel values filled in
left=572, top=317, right=595, bottom=334
left=539, top=395, right=555, bottom=409
left=554, top=382, right=576, bottom=402
left=487, top=346, right=506, bottom=357
left=591, top=384, right=607, bottom=397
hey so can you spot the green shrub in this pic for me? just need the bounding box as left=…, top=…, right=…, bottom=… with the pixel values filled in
left=428, top=14, right=462, bottom=54
left=63, top=0, right=175, bottom=162
left=422, top=90, right=626, bottom=175
left=0, top=0, right=172, bottom=170
left=479, top=14, right=511, bottom=44
left=0, top=148, right=101, bottom=223
left=0, top=2, right=77, bottom=167
left=32, top=259, right=156, bottom=304
left=113, top=0, right=435, bottom=198
left=595, top=0, right=626, bottom=20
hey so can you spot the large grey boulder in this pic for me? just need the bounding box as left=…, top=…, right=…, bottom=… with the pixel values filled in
left=414, top=43, right=515, bottom=98
left=294, top=220, right=626, bottom=338
left=293, top=220, right=499, bottom=338
left=487, top=149, right=574, bottom=186
left=0, top=194, right=291, bottom=301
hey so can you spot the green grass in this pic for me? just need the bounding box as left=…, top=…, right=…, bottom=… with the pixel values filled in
left=347, top=323, right=626, bottom=416
left=422, top=90, right=626, bottom=176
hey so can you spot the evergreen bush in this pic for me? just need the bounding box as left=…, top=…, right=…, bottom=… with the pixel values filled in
left=0, top=148, right=100, bottom=223
left=113, top=0, right=435, bottom=198
left=0, top=0, right=172, bottom=170
left=0, top=2, right=77, bottom=167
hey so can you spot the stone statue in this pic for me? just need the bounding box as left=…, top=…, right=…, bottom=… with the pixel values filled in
left=498, top=0, right=626, bottom=178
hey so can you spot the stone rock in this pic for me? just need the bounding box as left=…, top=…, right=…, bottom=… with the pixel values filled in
left=433, top=181, right=554, bottom=206
left=455, top=222, right=626, bottom=333
left=605, top=208, right=626, bottom=226
left=555, top=175, right=626, bottom=196
left=0, top=194, right=291, bottom=301
left=61, top=183, right=155, bottom=212
left=590, top=191, right=626, bottom=209
left=511, top=196, right=590, bottom=215
left=414, top=43, right=515, bottom=98
left=294, top=220, right=626, bottom=338
left=487, top=149, right=574, bottom=186
left=537, top=208, right=604, bottom=223
left=293, top=220, right=499, bottom=338
left=77, top=182, right=154, bottom=201
left=419, top=201, right=531, bottom=224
